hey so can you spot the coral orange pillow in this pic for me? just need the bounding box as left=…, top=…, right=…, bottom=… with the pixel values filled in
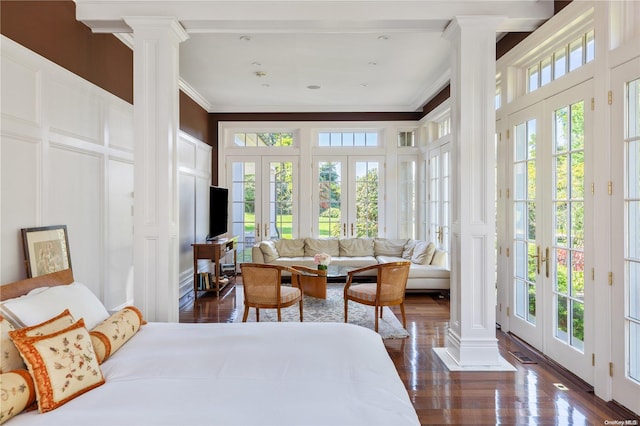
left=9, top=319, right=104, bottom=413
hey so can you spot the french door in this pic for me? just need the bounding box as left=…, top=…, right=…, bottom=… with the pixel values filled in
left=610, top=58, right=640, bottom=414
left=427, top=144, right=451, bottom=256
left=313, top=156, right=383, bottom=238
left=509, top=81, right=594, bottom=383
left=227, top=156, right=298, bottom=262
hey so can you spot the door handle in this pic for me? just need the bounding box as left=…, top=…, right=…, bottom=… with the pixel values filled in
left=543, top=247, right=549, bottom=278
left=343, top=223, right=347, bottom=237
left=256, top=223, right=260, bottom=238
left=351, top=223, right=354, bottom=236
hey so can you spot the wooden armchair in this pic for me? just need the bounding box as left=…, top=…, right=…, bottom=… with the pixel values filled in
left=344, top=261, right=411, bottom=332
left=240, top=263, right=304, bottom=322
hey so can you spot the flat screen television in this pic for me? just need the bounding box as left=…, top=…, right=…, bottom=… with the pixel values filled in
left=207, top=186, right=229, bottom=241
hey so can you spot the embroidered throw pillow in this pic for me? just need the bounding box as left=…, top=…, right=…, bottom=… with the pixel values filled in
left=0, top=315, right=24, bottom=373
left=90, top=306, right=144, bottom=364
left=0, top=369, right=36, bottom=424
left=9, top=319, right=104, bottom=413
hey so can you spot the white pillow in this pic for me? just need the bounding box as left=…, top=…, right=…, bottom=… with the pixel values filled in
left=0, top=282, right=109, bottom=330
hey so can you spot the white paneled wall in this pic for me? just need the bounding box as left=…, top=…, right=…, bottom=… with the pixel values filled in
left=0, top=36, right=210, bottom=310
left=178, top=133, right=212, bottom=299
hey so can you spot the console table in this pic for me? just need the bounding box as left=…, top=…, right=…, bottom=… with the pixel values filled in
left=192, top=237, right=237, bottom=297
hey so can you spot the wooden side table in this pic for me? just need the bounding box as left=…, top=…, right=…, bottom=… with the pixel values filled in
left=192, top=237, right=237, bottom=297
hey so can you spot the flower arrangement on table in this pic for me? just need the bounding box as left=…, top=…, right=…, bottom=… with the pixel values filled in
left=313, top=252, right=332, bottom=270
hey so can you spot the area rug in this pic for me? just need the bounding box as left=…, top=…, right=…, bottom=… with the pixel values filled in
left=234, top=284, right=409, bottom=339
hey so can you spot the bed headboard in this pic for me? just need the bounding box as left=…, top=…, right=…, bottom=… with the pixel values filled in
left=0, top=268, right=74, bottom=301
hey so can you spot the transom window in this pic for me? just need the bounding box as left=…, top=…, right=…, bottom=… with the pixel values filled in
left=437, top=117, right=451, bottom=139
left=527, top=29, right=595, bottom=93
left=318, top=132, right=379, bottom=147
left=398, top=131, right=415, bottom=147
left=234, top=132, right=294, bottom=147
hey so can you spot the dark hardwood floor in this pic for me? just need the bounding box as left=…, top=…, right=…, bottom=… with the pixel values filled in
left=179, top=281, right=639, bottom=425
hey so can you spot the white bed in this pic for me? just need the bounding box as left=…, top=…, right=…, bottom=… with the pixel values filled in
left=1, top=270, right=419, bottom=426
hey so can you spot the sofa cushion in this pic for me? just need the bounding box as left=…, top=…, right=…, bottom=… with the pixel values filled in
left=431, top=249, right=447, bottom=266
left=411, top=241, right=436, bottom=265
left=405, top=264, right=450, bottom=279
left=275, top=239, right=305, bottom=257
left=373, top=239, right=408, bottom=257
left=339, top=238, right=374, bottom=257
left=259, top=240, right=280, bottom=263
left=304, top=238, right=340, bottom=257
left=402, top=239, right=417, bottom=259
left=331, top=257, right=378, bottom=269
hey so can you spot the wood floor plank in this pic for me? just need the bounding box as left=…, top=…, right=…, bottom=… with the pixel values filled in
left=179, top=284, right=639, bottom=425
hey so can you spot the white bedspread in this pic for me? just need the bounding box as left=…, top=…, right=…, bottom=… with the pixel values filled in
left=9, top=322, right=419, bottom=426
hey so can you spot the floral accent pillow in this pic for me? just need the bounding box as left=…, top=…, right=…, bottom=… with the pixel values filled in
left=0, top=315, right=24, bottom=373
left=8, top=309, right=75, bottom=342
left=90, top=306, right=144, bottom=364
left=0, top=369, right=36, bottom=424
left=9, top=319, right=104, bottom=413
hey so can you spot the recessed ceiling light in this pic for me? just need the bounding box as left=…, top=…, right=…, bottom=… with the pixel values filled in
left=240, top=35, right=251, bottom=41
left=378, top=35, right=390, bottom=41
left=261, top=83, right=270, bottom=88
left=252, top=61, right=262, bottom=66
left=307, top=85, right=321, bottom=90
left=360, top=83, right=368, bottom=87
left=255, top=71, right=267, bottom=77
left=368, top=61, right=377, bottom=66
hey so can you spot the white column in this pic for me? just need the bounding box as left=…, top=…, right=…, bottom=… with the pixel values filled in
left=434, top=16, right=514, bottom=370
left=124, top=17, right=188, bottom=322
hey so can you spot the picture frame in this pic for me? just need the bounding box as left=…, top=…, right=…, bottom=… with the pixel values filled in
left=21, top=225, right=72, bottom=278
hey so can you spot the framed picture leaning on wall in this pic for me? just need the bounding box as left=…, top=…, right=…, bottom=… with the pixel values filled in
left=21, top=225, right=72, bottom=278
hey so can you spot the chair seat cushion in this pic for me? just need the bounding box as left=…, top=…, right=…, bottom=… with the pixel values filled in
left=249, top=286, right=301, bottom=305
left=346, top=284, right=378, bottom=303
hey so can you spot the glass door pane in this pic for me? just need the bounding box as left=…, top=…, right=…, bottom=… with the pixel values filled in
left=266, top=160, right=295, bottom=240
left=626, top=78, right=640, bottom=383
left=513, top=119, right=538, bottom=324
left=230, top=161, right=257, bottom=262
left=398, top=158, right=416, bottom=239
left=429, top=153, right=441, bottom=244
left=352, top=160, right=380, bottom=237
left=317, top=161, right=343, bottom=237
left=552, top=101, right=585, bottom=351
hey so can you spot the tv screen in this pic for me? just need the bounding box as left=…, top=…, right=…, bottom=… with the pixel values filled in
left=208, top=186, right=229, bottom=240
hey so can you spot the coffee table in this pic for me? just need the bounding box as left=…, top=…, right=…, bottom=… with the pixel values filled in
left=297, top=265, right=371, bottom=299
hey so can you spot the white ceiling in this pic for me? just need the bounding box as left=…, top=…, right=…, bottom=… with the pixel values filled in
left=75, top=0, right=554, bottom=113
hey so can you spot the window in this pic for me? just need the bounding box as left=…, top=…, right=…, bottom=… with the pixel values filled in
left=398, top=131, right=415, bottom=147
left=527, top=29, right=595, bottom=93
left=318, top=132, right=379, bottom=147
left=234, top=132, right=294, bottom=147
left=437, top=117, right=451, bottom=139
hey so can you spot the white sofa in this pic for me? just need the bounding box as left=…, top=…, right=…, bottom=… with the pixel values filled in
left=251, top=238, right=450, bottom=292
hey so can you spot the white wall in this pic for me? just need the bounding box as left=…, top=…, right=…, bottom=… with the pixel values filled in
left=0, top=35, right=210, bottom=309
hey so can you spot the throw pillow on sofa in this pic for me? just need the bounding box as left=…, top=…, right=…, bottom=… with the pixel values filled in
left=402, top=239, right=417, bottom=259
left=339, top=238, right=374, bottom=257
left=259, top=241, right=280, bottom=262
left=373, top=239, right=408, bottom=257
left=304, top=238, right=340, bottom=257
left=411, top=241, right=436, bottom=265
left=275, top=239, right=305, bottom=257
